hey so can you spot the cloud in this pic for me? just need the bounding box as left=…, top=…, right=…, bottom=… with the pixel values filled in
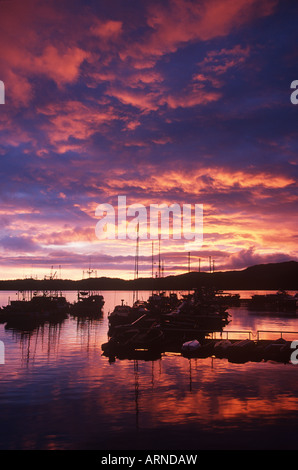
left=0, top=0, right=296, bottom=280
left=90, top=19, right=123, bottom=39
left=32, top=45, right=90, bottom=88
left=162, top=86, right=221, bottom=109
left=0, top=1, right=92, bottom=107
left=0, top=235, right=39, bottom=253
left=222, top=246, right=297, bottom=270
left=37, top=100, right=121, bottom=151
left=106, top=86, right=161, bottom=112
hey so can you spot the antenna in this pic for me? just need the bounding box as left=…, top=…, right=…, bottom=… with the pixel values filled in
left=152, top=241, right=154, bottom=279
left=158, top=235, right=161, bottom=279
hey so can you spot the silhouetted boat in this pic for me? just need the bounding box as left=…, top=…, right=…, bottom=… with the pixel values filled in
left=181, top=339, right=201, bottom=353
left=181, top=336, right=293, bottom=364
left=146, top=292, right=180, bottom=315
left=181, top=339, right=217, bottom=358
left=102, top=319, right=164, bottom=357
left=105, top=285, right=232, bottom=353
left=70, top=291, right=104, bottom=317
left=215, top=291, right=241, bottom=306
left=226, top=339, right=256, bottom=363
left=0, top=291, right=69, bottom=330
left=108, top=299, right=149, bottom=330
left=213, top=339, right=233, bottom=358
left=160, top=287, right=231, bottom=337
left=248, top=290, right=298, bottom=313
left=261, top=338, right=292, bottom=362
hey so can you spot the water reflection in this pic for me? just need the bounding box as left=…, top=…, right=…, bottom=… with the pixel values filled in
left=102, top=353, right=298, bottom=443
left=0, top=290, right=298, bottom=450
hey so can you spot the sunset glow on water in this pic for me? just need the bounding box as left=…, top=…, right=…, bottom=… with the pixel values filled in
left=0, top=290, right=298, bottom=450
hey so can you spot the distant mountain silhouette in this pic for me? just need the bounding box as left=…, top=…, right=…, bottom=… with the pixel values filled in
left=0, top=261, right=297, bottom=291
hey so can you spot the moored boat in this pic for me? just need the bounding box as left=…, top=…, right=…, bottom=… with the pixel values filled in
left=213, top=339, right=232, bottom=358
left=70, top=291, right=104, bottom=317
left=248, top=290, right=298, bottom=313
left=0, top=291, right=70, bottom=330
left=108, top=299, right=149, bottom=330
left=226, top=339, right=256, bottom=363
left=102, top=320, right=164, bottom=358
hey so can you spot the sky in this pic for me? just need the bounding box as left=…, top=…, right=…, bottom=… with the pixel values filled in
left=0, top=0, right=297, bottom=280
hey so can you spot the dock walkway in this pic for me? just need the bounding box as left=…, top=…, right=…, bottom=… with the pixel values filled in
left=181, top=329, right=298, bottom=363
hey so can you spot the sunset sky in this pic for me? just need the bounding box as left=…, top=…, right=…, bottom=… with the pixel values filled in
left=0, top=0, right=297, bottom=280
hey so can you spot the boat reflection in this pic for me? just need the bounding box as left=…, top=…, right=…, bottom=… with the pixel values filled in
left=103, top=352, right=298, bottom=438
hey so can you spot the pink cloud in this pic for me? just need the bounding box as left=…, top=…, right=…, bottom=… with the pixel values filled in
left=196, top=45, right=251, bottom=85
left=163, top=86, right=221, bottom=109
left=90, top=19, right=123, bottom=39
left=221, top=246, right=296, bottom=270
left=0, top=1, right=91, bottom=106
left=106, top=86, right=161, bottom=112
left=120, top=0, right=277, bottom=64
left=32, top=45, right=90, bottom=87
left=37, top=100, right=120, bottom=150
left=122, top=120, right=141, bottom=131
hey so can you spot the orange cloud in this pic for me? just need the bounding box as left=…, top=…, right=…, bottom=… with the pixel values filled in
left=103, top=165, right=295, bottom=196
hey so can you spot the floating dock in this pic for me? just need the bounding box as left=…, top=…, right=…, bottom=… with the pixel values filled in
left=102, top=328, right=298, bottom=364
left=181, top=329, right=298, bottom=364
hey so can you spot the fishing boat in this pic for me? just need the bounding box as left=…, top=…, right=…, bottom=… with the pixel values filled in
left=0, top=291, right=70, bottom=330
left=160, top=287, right=231, bottom=338
left=248, top=290, right=298, bottom=314
left=108, top=299, right=149, bottom=330
left=146, top=291, right=180, bottom=316
left=70, top=291, right=104, bottom=317
left=102, top=319, right=164, bottom=357
left=214, top=291, right=241, bottom=306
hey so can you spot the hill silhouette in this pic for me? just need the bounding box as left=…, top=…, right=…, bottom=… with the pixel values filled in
left=0, top=261, right=297, bottom=291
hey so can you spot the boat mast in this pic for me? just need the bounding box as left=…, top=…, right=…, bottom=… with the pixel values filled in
left=151, top=240, right=154, bottom=295
left=133, top=222, right=139, bottom=303
left=158, top=235, right=161, bottom=293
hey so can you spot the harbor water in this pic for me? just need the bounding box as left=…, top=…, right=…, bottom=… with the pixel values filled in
left=0, top=290, right=298, bottom=450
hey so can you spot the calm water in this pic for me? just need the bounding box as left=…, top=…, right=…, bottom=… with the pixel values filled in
left=0, top=290, right=298, bottom=450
